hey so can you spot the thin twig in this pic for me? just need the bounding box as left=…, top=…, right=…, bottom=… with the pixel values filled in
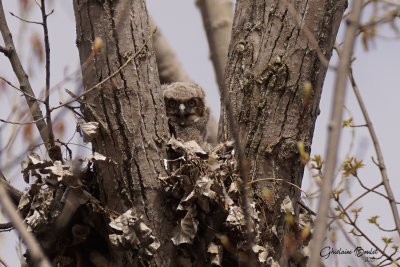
left=9, top=12, right=42, bottom=25
left=309, top=1, right=363, bottom=266
left=327, top=183, right=382, bottom=227
left=0, top=76, right=45, bottom=103
left=354, top=173, right=400, bottom=204
left=1, top=108, right=67, bottom=174
left=51, top=27, right=157, bottom=112
left=0, top=116, right=47, bottom=125
left=0, top=257, right=9, bottom=267
left=332, top=208, right=375, bottom=266
left=247, top=177, right=307, bottom=196
left=297, top=200, right=317, bottom=216
left=40, top=0, right=57, bottom=157
left=0, top=222, right=13, bottom=232
left=349, top=68, right=400, bottom=236
left=343, top=0, right=373, bottom=19
left=361, top=7, right=400, bottom=29
left=336, top=199, right=399, bottom=266
left=45, top=9, right=54, bottom=17
left=0, top=0, right=53, bottom=159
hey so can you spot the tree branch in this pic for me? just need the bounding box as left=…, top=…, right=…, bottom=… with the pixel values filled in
left=0, top=44, right=10, bottom=55
left=9, top=12, right=42, bottom=25
left=40, top=0, right=58, bottom=159
left=349, top=68, right=400, bottom=236
left=309, top=1, right=363, bottom=266
left=0, top=174, right=51, bottom=267
left=198, top=2, right=256, bottom=263
left=335, top=198, right=398, bottom=265
left=0, top=170, right=23, bottom=205
left=0, top=76, right=45, bottom=103
left=0, top=0, right=56, bottom=160
left=150, top=18, right=191, bottom=84
left=196, top=0, right=233, bottom=93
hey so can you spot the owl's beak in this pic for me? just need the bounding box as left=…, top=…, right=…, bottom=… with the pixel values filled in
left=179, top=103, right=186, bottom=117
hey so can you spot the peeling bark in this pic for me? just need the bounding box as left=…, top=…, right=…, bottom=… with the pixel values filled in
left=220, top=0, right=346, bottom=265
left=73, top=0, right=174, bottom=265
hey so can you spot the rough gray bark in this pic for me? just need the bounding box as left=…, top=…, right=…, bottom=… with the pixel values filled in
left=73, top=0, right=174, bottom=265
left=220, top=0, right=347, bottom=265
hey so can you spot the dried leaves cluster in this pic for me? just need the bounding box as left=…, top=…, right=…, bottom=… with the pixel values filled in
left=159, top=137, right=312, bottom=266
left=16, top=120, right=161, bottom=266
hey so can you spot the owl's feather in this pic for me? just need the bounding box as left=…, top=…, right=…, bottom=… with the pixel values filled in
left=163, top=82, right=210, bottom=149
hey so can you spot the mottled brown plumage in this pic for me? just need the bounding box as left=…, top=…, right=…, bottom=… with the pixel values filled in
left=163, top=82, right=210, bottom=147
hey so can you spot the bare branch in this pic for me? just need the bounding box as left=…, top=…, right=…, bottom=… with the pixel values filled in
left=9, top=12, right=42, bottom=25
left=0, top=0, right=55, bottom=159
left=0, top=170, right=23, bottom=205
left=361, top=7, right=400, bottom=29
left=0, top=222, right=14, bottom=232
left=150, top=18, right=191, bottom=83
left=39, top=0, right=58, bottom=159
left=349, top=68, right=400, bottom=236
left=0, top=76, right=45, bottom=103
left=335, top=199, right=399, bottom=265
left=0, top=174, right=51, bottom=267
left=333, top=210, right=376, bottom=266
left=0, top=116, right=47, bottom=125
left=309, top=1, right=363, bottom=266
left=247, top=177, right=307, bottom=196
left=0, top=44, right=10, bottom=55
left=45, top=9, right=54, bottom=18
left=0, top=257, right=10, bottom=267
left=196, top=0, right=233, bottom=92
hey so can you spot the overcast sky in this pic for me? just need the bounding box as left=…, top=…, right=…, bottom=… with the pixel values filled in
left=0, top=0, right=399, bottom=265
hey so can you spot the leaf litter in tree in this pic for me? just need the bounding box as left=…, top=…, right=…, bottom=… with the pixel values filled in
left=109, top=208, right=160, bottom=258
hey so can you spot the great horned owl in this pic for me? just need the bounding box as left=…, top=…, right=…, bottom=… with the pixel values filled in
left=163, top=82, right=210, bottom=147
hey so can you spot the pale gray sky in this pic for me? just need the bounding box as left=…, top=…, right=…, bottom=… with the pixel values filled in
left=0, top=0, right=399, bottom=265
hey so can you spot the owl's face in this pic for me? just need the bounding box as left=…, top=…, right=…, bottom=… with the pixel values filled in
left=163, top=82, right=206, bottom=127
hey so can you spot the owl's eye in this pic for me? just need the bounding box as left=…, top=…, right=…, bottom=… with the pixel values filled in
left=167, top=100, right=177, bottom=108
left=187, top=99, right=196, bottom=108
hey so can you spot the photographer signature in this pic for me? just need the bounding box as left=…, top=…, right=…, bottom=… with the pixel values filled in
left=320, top=246, right=378, bottom=262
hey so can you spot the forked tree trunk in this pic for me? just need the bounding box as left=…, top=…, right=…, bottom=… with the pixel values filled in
left=220, top=0, right=346, bottom=265
left=72, top=0, right=347, bottom=265
left=73, top=0, right=174, bottom=265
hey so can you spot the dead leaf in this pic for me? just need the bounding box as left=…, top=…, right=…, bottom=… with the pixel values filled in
left=171, top=207, right=198, bottom=245
left=208, top=242, right=223, bottom=266
left=78, top=118, right=99, bottom=143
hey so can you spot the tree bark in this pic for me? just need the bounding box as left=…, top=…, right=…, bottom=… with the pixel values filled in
left=73, top=0, right=174, bottom=265
left=220, top=0, right=347, bottom=265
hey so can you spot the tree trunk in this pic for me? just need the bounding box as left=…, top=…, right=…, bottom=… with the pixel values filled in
left=73, top=0, right=174, bottom=265
left=220, top=0, right=346, bottom=265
